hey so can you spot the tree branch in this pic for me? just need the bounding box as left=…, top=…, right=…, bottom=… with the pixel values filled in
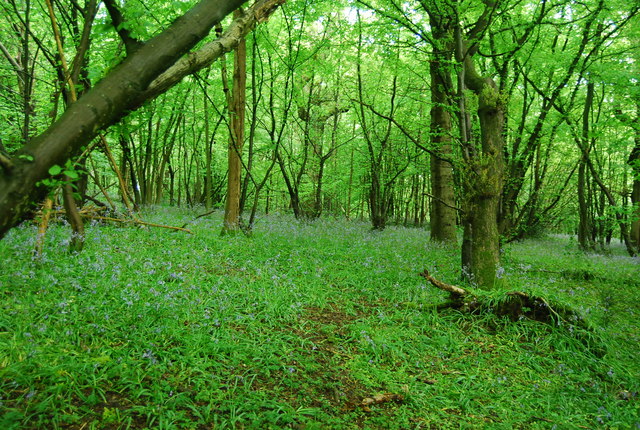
left=103, top=0, right=143, bottom=55
left=136, top=0, right=286, bottom=107
left=419, top=269, right=468, bottom=296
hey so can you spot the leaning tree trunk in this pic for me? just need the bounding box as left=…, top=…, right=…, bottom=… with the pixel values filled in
left=0, top=0, right=291, bottom=240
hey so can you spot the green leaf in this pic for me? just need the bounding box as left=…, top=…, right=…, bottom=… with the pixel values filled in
left=49, top=165, right=63, bottom=176
left=64, top=170, right=79, bottom=180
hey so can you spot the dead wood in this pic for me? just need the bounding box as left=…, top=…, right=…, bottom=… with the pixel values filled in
left=419, top=269, right=468, bottom=296
left=419, top=269, right=603, bottom=355
left=181, top=208, right=217, bottom=229
left=0, top=152, right=13, bottom=172
left=419, top=269, right=587, bottom=326
left=85, top=215, right=193, bottom=234
left=360, top=393, right=404, bottom=412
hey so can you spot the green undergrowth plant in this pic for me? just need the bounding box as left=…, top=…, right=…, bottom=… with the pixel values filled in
left=0, top=209, right=638, bottom=429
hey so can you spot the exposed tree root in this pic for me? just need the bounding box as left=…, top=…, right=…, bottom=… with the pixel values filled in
left=419, top=269, right=595, bottom=338
left=419, top=269, right=605, bottom=356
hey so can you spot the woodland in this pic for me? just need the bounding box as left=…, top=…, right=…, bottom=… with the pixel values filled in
left=0, top=0, right=639, bottom=428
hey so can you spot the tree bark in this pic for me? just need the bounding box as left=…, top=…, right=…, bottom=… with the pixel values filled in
left=428, top=13, right=457, bottom=243
left=461, top=53, right=506, bottom=289
left=578, top=82, right=595, bottom=251
left=627, top=109, right=640, bottom=250
left=222, top=10, right=247, bottom=234
left=0, top=0, right=246, bottom=240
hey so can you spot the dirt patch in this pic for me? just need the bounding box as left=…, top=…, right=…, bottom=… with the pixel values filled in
left=247, top=302, right=403, bottom=427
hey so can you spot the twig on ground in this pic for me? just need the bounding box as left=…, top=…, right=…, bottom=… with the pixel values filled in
left=181, top=209, right=217, bottom=229
left=85, top=215, right=193, bottom=234
left=419, top=269, right=468, bottom=296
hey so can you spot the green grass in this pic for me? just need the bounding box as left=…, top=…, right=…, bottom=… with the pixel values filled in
left=1, top=208, right=638, bottom=429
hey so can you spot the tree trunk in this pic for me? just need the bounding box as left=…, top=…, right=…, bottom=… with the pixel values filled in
left=369, top=173, right=387, bottom=230
left=578, top=82, right=595, bottom=251
left=631, top=178, right=640, bottom=249
left=628, top=117, right=640, bottom=250
left=222, top=14, right=246, bottom=234
left=428, top=18, right=457, bottom=243
left=462, top=55, right=506, bottom=289
left=62, top=180, right=84, bottom=252
left=577, top=159, right=593, bottom=250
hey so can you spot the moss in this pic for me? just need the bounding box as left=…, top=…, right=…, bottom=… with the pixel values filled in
left=479, top=84, right=506, bottom=111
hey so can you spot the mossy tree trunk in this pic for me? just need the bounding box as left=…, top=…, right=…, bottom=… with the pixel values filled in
left=428, top=17, right=457, bottom=244
left=460, top=50, right=506, bottom=289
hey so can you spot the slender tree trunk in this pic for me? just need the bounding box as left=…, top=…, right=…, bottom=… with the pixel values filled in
left=19, top=2, right=34, bottom=146
left=578, top=82, right=595, bottom=251
left=222, top=9, right=247, bottom=234
left=631, top=177, right=640, bottom=248
left=62, top=180, right=84, bottom=251
left=346, top=146, right=354, bottom=220
left=120, top=136, right=141, bottom=209
left=240, top=36, right=260, bottom=214
left=577, top=159, right=593, bottom=249
left=628, top=115, right=640, bottom=250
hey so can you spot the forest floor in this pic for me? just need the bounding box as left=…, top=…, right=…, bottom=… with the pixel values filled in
left=1, top=208, right=638, bottom=429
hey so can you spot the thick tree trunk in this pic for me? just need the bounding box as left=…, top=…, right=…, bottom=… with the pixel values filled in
left=369, top=174, right=387, bottom=230
left=0, top=0, right=246, bottom=240
left=430, top=153, right=457, bottom=242
left=462, top=56, right=505, bottom=289
left=428, top=20, right=457, bottom=243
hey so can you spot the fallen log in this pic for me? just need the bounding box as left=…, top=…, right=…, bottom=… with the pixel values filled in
left=85, top=215, right=193, bottom=234
left=419, top=269, right=604, bottom=355
left=419, top=269, right=590, bottom=327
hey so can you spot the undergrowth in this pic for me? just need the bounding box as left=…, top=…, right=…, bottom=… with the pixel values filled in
left=1, top=208, right=638, bottom=429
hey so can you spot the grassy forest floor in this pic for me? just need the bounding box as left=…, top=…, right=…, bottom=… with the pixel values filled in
left=1, top=208, right=639, bottom=429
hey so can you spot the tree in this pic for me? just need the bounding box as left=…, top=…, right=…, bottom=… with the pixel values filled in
left=221, top=9, right=248, bottom=234
left=0, top=0, right=286, bottom=239
left=426, top=3, right=457, bottom=243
